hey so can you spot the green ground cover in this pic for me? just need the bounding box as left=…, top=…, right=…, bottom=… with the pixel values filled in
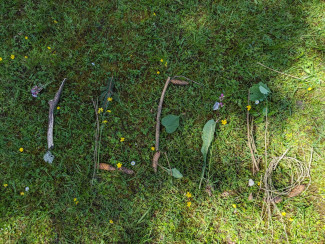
left=1, top=0, right=324, bottom=243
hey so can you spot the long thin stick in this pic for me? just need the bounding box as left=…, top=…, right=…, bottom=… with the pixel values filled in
left=257, top=62, right=303, bottom=80
left=47, top=78, right=66, bottom=150
left=155, top=77, right=171, bottom=151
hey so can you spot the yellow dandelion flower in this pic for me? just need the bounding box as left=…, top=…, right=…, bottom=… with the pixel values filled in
left=106, top=110, right=111, bottom=113
left=20, top=192, right=24, bottom=196
left=187, top=201, right=191, bottom=207
left=186, top=192, right=192, bottom=198
left=3, top=184, right=8, bottom=187
left=151, top=146, right=155, bottom=151
left=257, top=182, right=261, bottom=186
left=221, top=119, right=227, bottom=125
left=53, top=20, right=58, bottom=24
left=107, top=97, right=113, bottom=101
left=75, top=201, right=79, bottom=205
left=57, top=106, right=60, bottom=110
left=289, top=218, right=294, bottom=222
left=74, top=198, right=77, bottom=202
left=160, top=59, right=163, bottom=62
left=102, top=120, right=108, bottom=124
left=19, top=148, right=24, bottom=152
left=157, top=71, right=160, bottom=74
left=25, top=36, right=28, bottom=39
left=98, top=107, right=103, bottom=114
left=281, top=212, right=286, bottom=217
left=24, top=56, right=28, bottom=59
left=307, top=87, right=312, bottom=91
left=109, top=219, right=114, bottom=224
left=47, top=46, right=51, bottom=50
left=246, top=105, right=251, bottom=111
left=153, top=12, right=156, bottom=16
left=117, top=163, right=122, bottom=169
left=120, top=137, right=125, bottom=142
left=11, top=55, right=15, bottom=60
left=232, top=204, right=237, bottom=208
left=0, top=57, right=2, bottom=61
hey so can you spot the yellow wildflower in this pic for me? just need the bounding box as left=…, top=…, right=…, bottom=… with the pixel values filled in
left=107, top=97, right=113, bottom=101
left=257, top=182, right=261, bottom=186
left=98, top=107, right=103, bottom=113
left=289, top=218, right=294, bottom=222
left=153, top=12, right=156, bottom=16
left=75, top=201, right=79, bottom=205
left=281, top=212, right=286, bottom=217
left=221, top=119, right=227, bottom=125
left=307, top=87, right=312, bottom=91
left=232, top=204, right=237, bottom=208
left=160, top=59, right=163, bottom=62
left=11, top=55, right=15, bottom=60
left=109, top=219, right=114, bottom=224
left=25, top=36, right=28, bottom=39
left=47, top=46, right=51, bottom=50
left=74, top=198, right=77, bottom=202
left=3, top=184, right=8, bottom=187
left=120, top=137, right=125, bottom=142
left=106, top=110, right=111, bottom=113
left=53, top=20, right=58, bottom=24
left=151, top=146, right=155, bottom=151
left=19, top=148, right=24, bottom=152
left=187, top=201, right=191, bottom=207
left=117, top=163, right=122, bottom=169
left=24, top=56, right=28, bottom=59
left=186, top=192, right=192, bottom=198
left=157, top=71, right=160, bottom=74
left=20, top=192, right=24, bottom=196
left=0, top=57, right=2, bottom=61
left=57, top=106, right=60, bottom=110
left=102, top=120, right=108, bottom=124
left=246, top=105, right=251, bottom=111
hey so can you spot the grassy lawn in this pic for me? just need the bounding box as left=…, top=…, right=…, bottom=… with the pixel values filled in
left=1, top=0, right=324, bottom=243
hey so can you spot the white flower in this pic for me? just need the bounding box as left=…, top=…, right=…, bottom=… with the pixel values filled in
left=248, top=179, right=254, bottom=187
left=255, top=100, right=259, bottom=104
left=131, top=161, right=136, bottom=166
left=25, top=187, right=30, bottom=191
left=91, top=62, right=95, bottom=66
left=213, top=101, right=220, bottom=110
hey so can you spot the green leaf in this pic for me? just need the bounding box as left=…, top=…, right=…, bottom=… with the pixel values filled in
left=249, top=84, right=265, bottom=101
left=166, top=168, right=183, bottom=179
left=161, top=115, right=180, bottom=133
left=262, top=107, right=268, bottom=116
left=201, top=120, right=216, bottom=164
left=258, top=82, right=271, bottom=95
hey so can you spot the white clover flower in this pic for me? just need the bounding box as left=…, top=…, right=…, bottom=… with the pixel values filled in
left=25, top=187, right=30, bottom=191
left=248, top=179, right=254, bottom=187
left=255, top=100, right=259, bottom=105
left=213, top=101, right=220, bottom=110
left=131, top=161, right=136, bottom=166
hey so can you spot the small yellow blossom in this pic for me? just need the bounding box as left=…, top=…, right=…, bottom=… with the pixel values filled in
left=307, top=87, right=312, bottom=91
left=53, top=20, right=58, bottom=24
left=221, top=119, right=227, bottom=125
left=106, top=110, right=111, bottom=113
left=187, top=201, right=191, bottom=207
left=24, top=56, right=28, bottom=59
left=117, top=163, right=122, bottom=169
left=157, top=71, right=160, bottom=74
left=257, top=182, right=261, bottom=186
left=160, top=59, right=163, bottom=62
left=25, top=36, right=28, bottom=39
left=98, top=107, right=103, bottom=114
left=103, top=120, right=108, bottom=124
left=281, top=212, right=286, bottom=217
left=246, top=105, right=251, bottom=111
left=153, top=12, right=156, bottom=16
left=120, top=137, right=125, bottom=142
left=109, top=219, right=114, bottom=224
left=19, top=148, right=24, bottom=152
left=11, top=55, right=15, bottom=60
left=232, top=204, right=237, bottom=208
left=3, top=184, right=8, bottom=187
left=0, top=57, right=2, bottom=61
left=57, top=106, right=60, bottom=110
left=289, top=218, right=294, bottom=222
left=75, top=201, right=79, bottom=205
left=47, top=46, right=51, bottom=50
left=107, top=97, right=113, bottom=101
left=151, top=146, right=155, bottom=151
left=74, top=198, right=77, bottom=202
left=186, top=192, right=192, bottom=198
left=20, top=192, right=24, bottom=196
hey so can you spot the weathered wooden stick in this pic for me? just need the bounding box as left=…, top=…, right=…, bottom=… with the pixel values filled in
left=47, top=78, right=66, bottom=150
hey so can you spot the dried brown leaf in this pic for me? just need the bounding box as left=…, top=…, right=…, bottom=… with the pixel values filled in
left=170, top=79, right=189, bottom=86
left=99, top=163, right=115, bottom=171
left=288, top=184, right=306, bottom=198
left=273, top=196, right=283, bottom=203
left=119, top=167, right=134, bottom=175
left=152, top=151, right=160, bottom=173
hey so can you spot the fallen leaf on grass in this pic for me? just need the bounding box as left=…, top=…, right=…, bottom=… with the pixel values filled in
left=288, top=184, right=306, bottom=198
left=170, top=79, right=189, bottom=86
left=99, top=163, right=134, bottom=175
left=152, top=151, right=160, bottom=173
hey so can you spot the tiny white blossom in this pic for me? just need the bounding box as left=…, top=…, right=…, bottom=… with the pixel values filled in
left=213, top=101, right=220, bottom=110
left=131, top=161, right=136, bottom=166
left=255, top=100, right=259, bottom=104
left=248, top=179, right=254, bottom=187
left=25, top=187, right=30, bottom=191
left=91, top=62, right=95, bottom=66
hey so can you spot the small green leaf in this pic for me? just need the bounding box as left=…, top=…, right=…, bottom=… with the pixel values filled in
left=201, top=120, right=216, bottom=164
left=259, top=86, right=269, bottom=95
left=161, top=115, right=180, bottom=133
left=166, top=168, right=183, bottom=179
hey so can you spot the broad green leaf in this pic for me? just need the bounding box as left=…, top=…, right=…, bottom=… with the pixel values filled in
left=166, top=168, right=183, bottom=179
left=161, top=115, right=179, bottom=133
left=249, top=84, right=265, bottom=101
left=201, top=120, right=216, bottom=164
left=258, top=82, right=271, bottom=95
